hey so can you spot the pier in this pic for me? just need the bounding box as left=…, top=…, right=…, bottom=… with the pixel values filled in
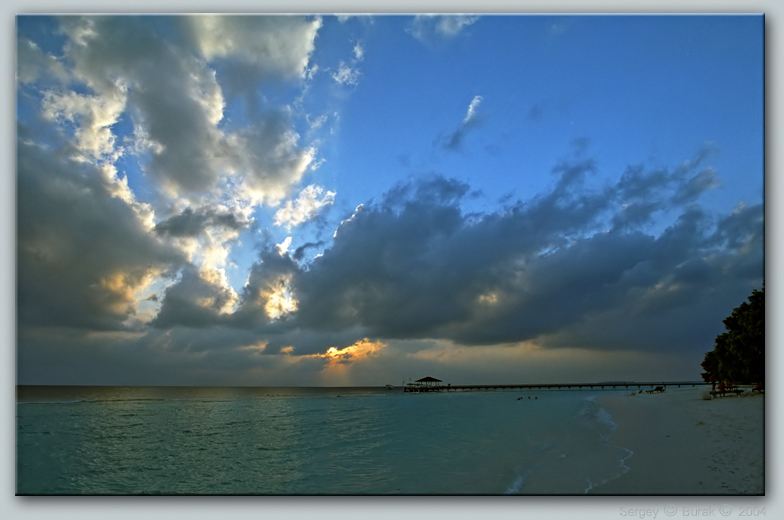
left=403, top=380, right=709, bottom=393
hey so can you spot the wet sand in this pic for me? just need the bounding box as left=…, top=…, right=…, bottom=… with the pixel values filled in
left=593, top=386, right=764, bottom=495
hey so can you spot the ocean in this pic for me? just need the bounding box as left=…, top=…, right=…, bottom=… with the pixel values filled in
left=16, top=386, right=634, bottom=495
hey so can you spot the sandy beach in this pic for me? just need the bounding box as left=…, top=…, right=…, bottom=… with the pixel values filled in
left=593, top=386, right=764, bottom=495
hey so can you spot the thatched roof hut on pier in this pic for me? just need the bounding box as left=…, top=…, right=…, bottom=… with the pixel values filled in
left=404, top=376, right=446, bottom=392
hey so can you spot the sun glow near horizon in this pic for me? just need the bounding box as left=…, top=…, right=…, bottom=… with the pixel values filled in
left=16, top=15, right=763, bottom=386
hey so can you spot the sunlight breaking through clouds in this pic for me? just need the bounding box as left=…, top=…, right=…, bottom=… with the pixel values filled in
left=263, top=276, right=298, bottom=320
left=306, top=339, right=387, bottom=368
left=15, top=15, right=763, bottom=386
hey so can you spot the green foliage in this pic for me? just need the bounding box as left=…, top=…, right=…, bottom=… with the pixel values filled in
left=701, top=285, right=764, bottom=384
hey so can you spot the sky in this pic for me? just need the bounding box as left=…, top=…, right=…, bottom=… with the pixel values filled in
left=15, top=14, right=764, bottom=386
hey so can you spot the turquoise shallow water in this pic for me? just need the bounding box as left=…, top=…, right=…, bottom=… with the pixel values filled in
left=16, top=386, right=633, bottom=495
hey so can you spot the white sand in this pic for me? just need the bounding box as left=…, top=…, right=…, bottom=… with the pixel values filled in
left=591, top=386, right=764, bottom=495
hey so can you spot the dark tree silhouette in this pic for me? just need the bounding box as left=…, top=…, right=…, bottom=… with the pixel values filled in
left=701, top=284, right=764, bottom=384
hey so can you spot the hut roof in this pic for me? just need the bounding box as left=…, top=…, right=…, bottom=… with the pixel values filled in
left=415, top=376, right=443, bottom=382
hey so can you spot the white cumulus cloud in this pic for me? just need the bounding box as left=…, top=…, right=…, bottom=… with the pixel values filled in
left=274, top=185, right=337, bottom=230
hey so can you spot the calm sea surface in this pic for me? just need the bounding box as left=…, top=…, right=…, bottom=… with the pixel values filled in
left=16, top=386, right=633, bottom=495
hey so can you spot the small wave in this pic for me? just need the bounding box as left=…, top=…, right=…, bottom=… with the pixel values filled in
left=584, top=446, right=634, bottom=494
left=619, top=446, right=634, bottom=474
left=95, top=398, right=165, bottom=403
left=17, top=399, right=96, bottom=405
left=573, top=400, right=635, bottom=493
left=17, top=397, right=174, bottom=406
left=504, top=461, right=545, bottom=495
left=504, top=468, right=535, bottom=494
left=594, top=407, right=618, bottom=438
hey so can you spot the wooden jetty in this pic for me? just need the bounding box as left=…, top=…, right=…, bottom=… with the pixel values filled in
left=403, top=380, right=709, bottom=393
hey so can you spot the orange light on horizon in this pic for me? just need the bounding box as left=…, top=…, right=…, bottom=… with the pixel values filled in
left=305, top=338, right=386, bottom=368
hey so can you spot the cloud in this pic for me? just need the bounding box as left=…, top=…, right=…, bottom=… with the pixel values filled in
left=154, top=207, right=249, bottom=238
left=43, top=16, right=319, bottom=207
left=303, top=338, right=386, bottom=368
left=408, top=15, right=479, bottom=44
left=292, top=241, right=326, bottom=262
left=443, top=95, right=483, bottom=151
left=259, top=151, right=761, bottom=357
left=353, top=42, right=365, bottom=61
left=16, top=37, right=68, bottom=85
left=151, top=265, right=238, bottom=329
left=22, top=15, right=323, bottom=319
left=17, top=132, right=184, bottom=331
left=16, top=15, right=326, bottom=338
left=187, top=16, right=322, bottom=102
left=274, top=184, right=336, bottom=230
left=16, top=130, right=762, bottom=383
left=52, top=17, right=224, bottom=194
left=548, top=21, right=570, bottom=38
left=463, top=95, right=482, bottom=125
left=330, top=37, right=365, bottom=87
left=436, top=15, right=479, bottom=36
left=609, top=146, right=720, bottom=231
left=331, top=61, right=361, bottom=86
left=224, top=109, right=317, bottom=206
left=672, top=167, right=721, bottom=205
left=42, top=89, right=127, bottom=161
left=15, top=16, right=763, bottom=387
left=231, top=248, right=302, bottom=328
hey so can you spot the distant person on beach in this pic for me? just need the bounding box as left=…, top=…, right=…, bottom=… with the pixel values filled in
left=711, top=375, right=716, bottom=391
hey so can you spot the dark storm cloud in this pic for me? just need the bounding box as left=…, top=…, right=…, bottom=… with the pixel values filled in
left=23, top=138, right=750, bottom=361
left=17, top=326, right=295, bottom=386
left=154, top=207, right=248, bottom=238
left=713, top=203, right=764, bottom=250
left=17, top=133, right=184, bottom=331
left=292, top=241, right=325, bottom=262
left=280, top=166, right=622, bottom=351
left=19, top=121, right=760, bottom=367
left=541, top=204, right=762, bottom=353
left=241, top=149, right=760, bottom=356
left=612, top=148, right=721, bottom=231
left=150, top=265, right=236, bottom=329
